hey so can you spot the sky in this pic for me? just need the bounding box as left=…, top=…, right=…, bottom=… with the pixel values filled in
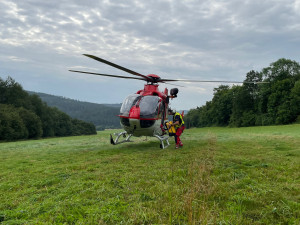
left=1, top=0, right=300, bottom=110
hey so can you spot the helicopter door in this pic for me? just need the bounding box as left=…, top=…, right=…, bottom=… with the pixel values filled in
left=139, top=96, right=160, bottom=119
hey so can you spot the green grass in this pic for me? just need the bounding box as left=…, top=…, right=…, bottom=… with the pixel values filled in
left=0, top=125, right=299, bottom=224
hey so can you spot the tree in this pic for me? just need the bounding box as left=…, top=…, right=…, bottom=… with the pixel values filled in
left=71, top=119, right=97, bottom=135
left=0, top=77, right=97, bottom=141
left=18, top=107, right=43, bottom=139
left=0, top=104, right=28, bottom=140
left=209, top=85, right=233, bottom=126
left=185, top=58, right=300, bottom=128
left=229, top=85, right=256, bottom=127
left=262, top=58, right=300, bottom=82
left=185, top=108, right=200, bottom=128
left=0, top=77, right=31, bottom=108
left=290, top=80, right=300, bottom=121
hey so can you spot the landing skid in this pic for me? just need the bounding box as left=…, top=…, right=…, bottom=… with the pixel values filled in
left=110, top=131, right=133, bottom=145
left=110, top=131, right=170, bottom=149
left=154, top=135, right=170, bottom=149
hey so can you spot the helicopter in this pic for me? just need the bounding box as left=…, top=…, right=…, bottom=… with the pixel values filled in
left=69, top=54, right=266, bottom=149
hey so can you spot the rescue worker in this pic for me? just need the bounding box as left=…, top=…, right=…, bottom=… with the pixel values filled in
left=168, top=109, right=185, bottom=149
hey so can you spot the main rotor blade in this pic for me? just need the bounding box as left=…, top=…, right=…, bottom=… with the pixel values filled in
left=69, top=70, right=147, bottom=81
left=161, top=81, right=185, bottom=87
left=160, top=78, right=268, bottom=84
left=83, top=54, right=151, bottom=81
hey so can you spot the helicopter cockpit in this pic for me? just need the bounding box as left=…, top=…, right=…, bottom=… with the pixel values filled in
left=120, top=94, right=161, bottom=119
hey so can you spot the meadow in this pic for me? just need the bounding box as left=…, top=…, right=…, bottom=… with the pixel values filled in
left=0, top=125, right=299, bottom=224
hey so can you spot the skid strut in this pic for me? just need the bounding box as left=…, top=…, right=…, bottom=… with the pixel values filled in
left=154, top=135, right=170, bottom=149
left=110, top=131, right=133, bottom=145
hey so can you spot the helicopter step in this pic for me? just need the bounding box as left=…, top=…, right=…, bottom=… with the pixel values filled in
left=110, top=131, right=133, bottom=145
left=154, top=134, right=170, bottom=149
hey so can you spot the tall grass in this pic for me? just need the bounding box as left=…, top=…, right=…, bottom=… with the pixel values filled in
left=0, top=125, right=299, bottom=224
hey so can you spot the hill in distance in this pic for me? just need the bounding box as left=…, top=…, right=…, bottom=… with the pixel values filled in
left=27, top=91, right=121, bottom=130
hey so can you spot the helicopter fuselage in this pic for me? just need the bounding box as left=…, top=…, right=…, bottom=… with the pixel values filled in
left=118, top=83, right=169, bottom=137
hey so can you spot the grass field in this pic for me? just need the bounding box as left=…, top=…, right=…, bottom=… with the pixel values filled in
left=0, top=125, right=299, bottom=224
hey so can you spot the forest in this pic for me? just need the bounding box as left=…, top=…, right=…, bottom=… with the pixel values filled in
left=0, top=77, right=96, bottom=141
left=185, top=58, right=300, bottom=128
left=29, top=92, right=121, bottom=130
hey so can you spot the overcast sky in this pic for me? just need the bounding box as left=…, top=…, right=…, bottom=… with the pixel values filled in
left=1, top=0, right=300, bottom=110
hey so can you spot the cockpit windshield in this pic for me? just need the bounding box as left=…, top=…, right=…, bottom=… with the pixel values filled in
left=139, top=96, right=160, bottom=119
left=120, top=94, right=141, bottom=117
left=120, top=94, right=160, bottom=119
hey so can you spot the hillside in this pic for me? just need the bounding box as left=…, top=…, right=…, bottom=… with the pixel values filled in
left=0, top=125, right=299, bottom=224
left=28, top=91, right=122, bottom=130
left=0, top=77, right=96, bottom=141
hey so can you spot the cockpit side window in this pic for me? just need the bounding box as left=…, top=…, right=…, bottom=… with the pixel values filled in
left=120, top=94, right=141, bottom=117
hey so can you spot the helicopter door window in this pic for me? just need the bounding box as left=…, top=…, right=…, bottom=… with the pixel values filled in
left=139, top=96, right=160, bottom=119
left=120, top=94, right=141, bottom=117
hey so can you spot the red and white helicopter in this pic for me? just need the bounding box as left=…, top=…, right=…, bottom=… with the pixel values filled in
left=70, top=54, right=265, bottom=148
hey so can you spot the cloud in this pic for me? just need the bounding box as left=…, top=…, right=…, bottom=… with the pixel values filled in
left=0, top=0, right=299, bottom=109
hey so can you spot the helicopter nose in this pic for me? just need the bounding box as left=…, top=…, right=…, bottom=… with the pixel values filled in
left=129, top=105, right=140, bottom=119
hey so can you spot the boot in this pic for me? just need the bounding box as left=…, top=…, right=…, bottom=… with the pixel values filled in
left=179, top=141, right=183, bottom=147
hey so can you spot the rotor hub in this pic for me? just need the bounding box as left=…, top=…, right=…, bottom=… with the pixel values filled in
left=147, top=74, right=161, bottom=83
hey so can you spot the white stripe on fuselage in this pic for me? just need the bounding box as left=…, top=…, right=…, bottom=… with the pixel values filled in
left=121, top=119, right=164, bottom=137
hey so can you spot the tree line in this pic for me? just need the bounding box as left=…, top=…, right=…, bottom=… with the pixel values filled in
left=30, top=92, right=121, bottom=130
left=185, top=58, right=300, bottom=128
left=0, top=77, right=96, bottom=141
